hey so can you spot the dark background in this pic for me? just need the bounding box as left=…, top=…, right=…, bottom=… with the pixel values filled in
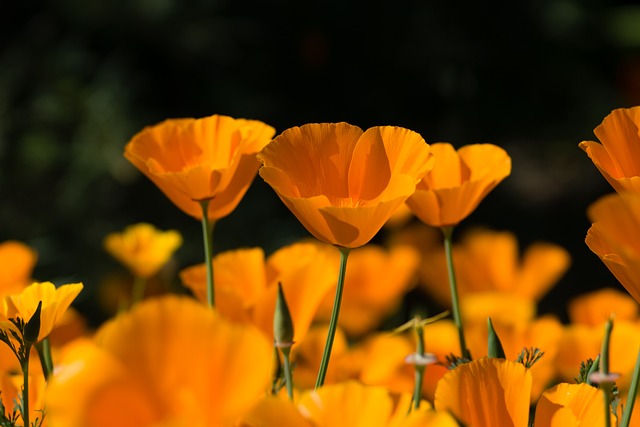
left=2, top=0, right=639, bottom=326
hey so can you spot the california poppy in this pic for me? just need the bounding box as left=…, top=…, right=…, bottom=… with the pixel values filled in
left=104, top=223, right=182, bottom=279
left=258, top=123, right=434, bottom=248
left=0, top=241, right=37, bottom=296
left=1, top=281, right=83, bottom=343
left=406, top=143, right=511, bottom=227
left=46, top=296, right=272, bottom=426
left=579, top=106, right=640, bottom=193
left=586, top=192, right=640, bottom=304
left=124, top=114, right=275, bottom=220
left=534, top=383, right=606, bottom=427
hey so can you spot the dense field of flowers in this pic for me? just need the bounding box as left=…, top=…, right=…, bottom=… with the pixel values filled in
left=2, top=107, right=640, bottom=426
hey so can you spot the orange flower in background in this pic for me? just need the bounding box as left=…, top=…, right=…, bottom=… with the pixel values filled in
left=315, top=244, right=420, bottom=337
left=406, top=143, right=511, bottom=227
left=46, top=296, right=272, bottom=427
left=124, top=114, right=275, bottom=220
left=534, top=383, right=606, bottom=427
left=258, top=123, right=434, bottom=248
left=579, top=106, right=640, bottom=193
left=419, top=228, right=570, bottom=307
left=586, top=192, right=640, bottom=304
left=1, top=281, right=83, bottom=343
left=181, top=241, right=339, bottom=343
left=104, top=223, right=182, bottom=278
left=568, top=287, right=638, bottom=326
left=435, top=357, right=532, bottom=427
left=0, top=240, right=37, bottom=295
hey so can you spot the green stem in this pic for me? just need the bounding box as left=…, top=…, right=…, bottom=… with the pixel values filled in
left=442, top=226, right=470, bottom=360
left=621, top=349, right=640, bottom=427
left=199, top=200, right=216, bottom=308
left=315, top=246, right=351, bottom=389
left=22, top=345, right=31, bottom=427
left=412, top=326, right=425, bottom=411
left=282, top=347, right=294, bottom=401
left=35, top=338, right=53, bottom=379
left=130, top=276, right=147, bottom=307
left=600, top=318, right=614, bottom=427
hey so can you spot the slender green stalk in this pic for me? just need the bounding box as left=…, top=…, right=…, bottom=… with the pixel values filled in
left=35, top=338, right=53, bottom=379
left=412, top=325, right=425, bottom=411
left=315, top=246, right=351, bottom=389
left=21, top=345, right=31, bottom=427
left=441, top=226, right=470, bottom=359
left=282, top=347, right=294, bottom=401
left=621, top=349, right=640, bottom=427
left=130, top=276, right=148, bottom=307
left=199, top=200, right=216, bottom=308
left=599, top=318, right=615, bottom=427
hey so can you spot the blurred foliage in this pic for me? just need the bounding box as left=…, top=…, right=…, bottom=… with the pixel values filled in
left=1, top=0, right=640, bottom=325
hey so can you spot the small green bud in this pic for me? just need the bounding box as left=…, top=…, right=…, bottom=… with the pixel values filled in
left=487, top=317, right=506, bottom=359
left=24, top=301, right=42, bottom=345
left=274, top=283, right=294, bottom=348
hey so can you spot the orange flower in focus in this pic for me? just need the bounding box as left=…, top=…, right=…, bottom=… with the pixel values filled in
left=315, top=244, right=420, bottom=337
left=1, top=281, right=83, bottom=342
left=0, top=240, right=37, bottom=295
left=258, top=123, right=434, bottom=248
left=181, top=241, right=338, bottom=343
left=419, top=228, right=570, bottom=307
left=534, top=383, right=606, bottom=427
left=435, top=357, right=532, bottom=427
left=586, top=192, right=640, bottom=304
left=104, top=223, right=182, bottom=278
left=579, top=106, right=640, bottom=193
left=406, top=143, right=511, bottom=227
left=46, top=296, right=272, bottom=427
left=125, top=114, right=275, bottom=220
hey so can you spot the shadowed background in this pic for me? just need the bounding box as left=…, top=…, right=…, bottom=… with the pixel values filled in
left=1, top=0, right=640, bottom=326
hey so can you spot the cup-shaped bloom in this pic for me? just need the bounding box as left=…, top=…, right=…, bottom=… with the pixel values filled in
left=104, top=223, right=182, bottom=278
left=0, top=240, right=37, bottom=295
left=315, top=244, right=420, bottom=337
left=579, top=106, right=640, bottom=193
left=435, top=357, right=532, bottom=427
left=534, top=383, right=606, bottom=427
left=124, top=114, right=276, bottom=220
left=46, top=296, right=272, bottom=427
left=1, top=281, right=83, bottom=343
left=181, top=241, right=339, bottom=343
left=419, top=228, right=570, bottom=307
left=258, top=123, right=434, bottom=248
left=586, top=192, right=640, bottom=304
left=407, top=143, right=511, bottom=227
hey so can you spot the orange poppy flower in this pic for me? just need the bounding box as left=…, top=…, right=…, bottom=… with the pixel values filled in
left=104, top=223, right=182, bottom=278
left=315, top=244, right=420, bottom=337
left=240, top=381, right=457, bottom=427
left=534, top=383, right=606, bottom=427
left=406, top=143, right=511, bottom=227
left=434, top=357, right=532, bottom=427
left=0, top=240, right=37, bottom=296
left=419, top=228, right=570, bottom=307
left=257, top=123, right=434, bottom=248
left=586, top=192, right=640, bottom=304
left=124, top=114, right=276, bottom=220
left=46, top=296, right=272, bottom=427
left=568, top=287, right=638, bottom=327
left=1, top=281, right=83, bottom=343
left=579, top=106, right=640, bottom=193
left=180, top=241, right=339, bottom=343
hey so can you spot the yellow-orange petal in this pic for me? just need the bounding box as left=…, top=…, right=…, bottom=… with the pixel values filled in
left=435, top=357, right=532, bottom=427
left=238, top=396, right=312, bottom=427
left=534, top=383, right=605, bottom=427
left=3, top=281, right=83, bottom=342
